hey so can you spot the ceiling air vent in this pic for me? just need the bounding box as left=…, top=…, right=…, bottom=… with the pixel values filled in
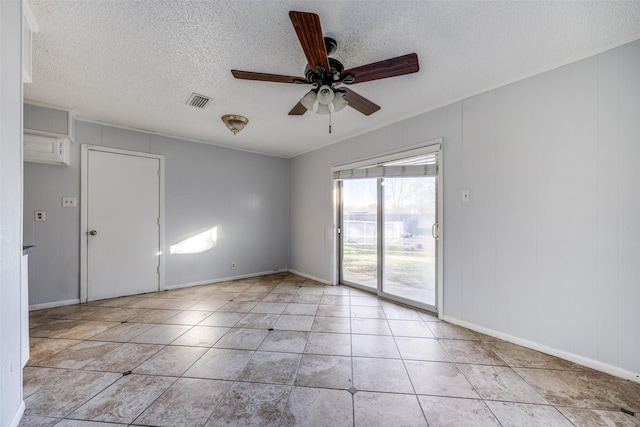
left=186, top=93, right=211, bottom=109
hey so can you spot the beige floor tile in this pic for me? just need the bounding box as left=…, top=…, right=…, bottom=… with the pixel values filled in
left=352, top=334, right=400, bottom=358
left=85, top=322, right=154, bottom=342
left=404, top=360, right=478, bottom=398
left=350, top=295, right=381, bottom=307
left=311, top=316, right=351, bottom=333
left=352, top=357, right=414, bottom=393
left=251, top=301, right=288, bottom=314
left=380, top=303, right=423, bottom=320
left=304, top=332, right=351, bottom=356
left=258, top=330, right=309, bottom=353
left=25, top=370, right=121, bottom=417
left=485, top=401, right=574, bottom=427
left=388, top=319, right=434, bottom=337
left=295, top=354, right=352, bottom=389
left=238, top=351, right=302, bottom=385
left=199, top=311, right=244, bottom=327
left=351, top=318, right=391, bottom=335
left=459, top=364, right=548, bottom=404
left=23, top=367, right=70, bottom=398
left=316, top=304, right=351, bottom=317
left=27, top=337, right=82, bottom=365
left=235, top=312, right=280, bottom=329
left=439, top=339, right=507, bottom=365
left=128, top=324, right=191, bottom=344
left=171, top=325, right=229, bottom=347
left=22, top=273, right=640, bottom=427
left=350, top=305, right=386, bottom=319
left=16, top=415, right=61, bottom=427
left=69, top=374, right=175, bottom=424
left=187, top=299, right=229, bottom=312
left=133, top=345, right=207, bottom=376
left=82, top=343, right=162, bottom=373
left=355, top=392, right=427, bottom=426
left=184, top=347, right=253, bottom=380
left=206, top=382, right=291, bottom=426
left=160, top=310, right=213, bottom=325
left=281, top=387, right=353, bottom=427
left=557, top=406, right=640, bottom=427
left=320, top=295, right=350, bottom=306
left=426, top=322, right=478, bottom=340
left=290, top=294, right=323, bottom=304
left=213, top=327, right=268, bottom=350
left=216, top=301, right=258, bottom=313
left=134, top=377, right=232, bottom=427
left=283, top=303, right=319, bottom=315
left=273, top=314, right=315, bottom=331
left=261, top=292, right=295, bottom=303
left=418, top=395, right=501, bottom=427
left=129, top=308, right=181, bottom=323
left=32, top=340, right=121, bottom=369
left=515, top=367, right=640, bottom=411
left=485, top=340, right=584, bottom=370
left=395, top=336, right=451, bottom=362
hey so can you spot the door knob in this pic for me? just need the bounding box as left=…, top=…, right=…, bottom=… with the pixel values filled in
left=89, top=230, right=97, bottom=236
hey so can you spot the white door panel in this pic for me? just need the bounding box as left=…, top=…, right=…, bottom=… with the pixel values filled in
left=87, top=150, right=160, bottom=301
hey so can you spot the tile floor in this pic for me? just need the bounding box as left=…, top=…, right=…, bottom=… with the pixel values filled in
left=19, top=273, right=640, bottom=426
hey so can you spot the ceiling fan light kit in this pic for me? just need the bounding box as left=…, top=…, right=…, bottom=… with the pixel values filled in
left=221, top=114, right=248, bottom=135
left=231, top=10, right=420, bottom=122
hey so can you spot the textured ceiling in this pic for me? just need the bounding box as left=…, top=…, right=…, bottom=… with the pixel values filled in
left=25, top=1, right=640, bottom=158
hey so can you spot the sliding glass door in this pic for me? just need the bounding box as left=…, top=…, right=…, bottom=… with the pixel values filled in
left=337, top=143, right=441, bottom=312
left=382, top=176, right=436, bottom=307
left=340, top=178, right=378, bottom=290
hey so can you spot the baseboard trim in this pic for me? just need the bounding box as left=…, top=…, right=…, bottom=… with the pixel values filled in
left=29, top=298, right=81, bottom=311
left=164, top=269, right=289, bottom=291
left=287, top=269, right=332, bottom=285
left=442, top=315, right=640, bottom=384
left=9, top=400, right=25, bottom=427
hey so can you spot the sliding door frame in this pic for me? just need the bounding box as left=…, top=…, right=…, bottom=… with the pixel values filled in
left=334, top=139, right=444, bottom=316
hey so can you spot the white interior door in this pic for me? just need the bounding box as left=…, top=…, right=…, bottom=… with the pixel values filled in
left=87, top=149, right=160, bottom=301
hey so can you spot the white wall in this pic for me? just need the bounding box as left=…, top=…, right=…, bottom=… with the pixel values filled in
left=23, top=120, right=290, bottom=305
left=0, top=1, right=26, bottom=425
left=289, top=39, right=640, bottom=380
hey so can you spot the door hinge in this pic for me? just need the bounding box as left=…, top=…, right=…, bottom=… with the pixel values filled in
left=157, top=266, right=160, bottom=274
left=337, top=227, right=341, bottom=234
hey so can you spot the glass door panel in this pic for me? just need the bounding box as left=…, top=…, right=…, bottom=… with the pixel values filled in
left=381, top=177, right=436, bottom=306
left=340, top=179, right=378, bottom=290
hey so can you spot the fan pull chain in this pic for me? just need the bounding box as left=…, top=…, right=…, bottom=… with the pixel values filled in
left=329, top=111, right=332, bottom=134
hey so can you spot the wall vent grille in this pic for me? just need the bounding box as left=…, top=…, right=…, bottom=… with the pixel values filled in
left=186, top=93, right=211, bottom=109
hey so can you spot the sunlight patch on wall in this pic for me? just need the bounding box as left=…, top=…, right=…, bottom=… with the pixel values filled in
left=170, top=227, right=217, bottom=255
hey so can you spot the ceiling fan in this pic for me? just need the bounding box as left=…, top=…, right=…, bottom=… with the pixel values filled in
left=231, top=11, right=419, bottom=117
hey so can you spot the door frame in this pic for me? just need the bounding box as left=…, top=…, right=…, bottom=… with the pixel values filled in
left=334, top=139, right=444, bottom=316
left=80, top=145, right=165, bottom=303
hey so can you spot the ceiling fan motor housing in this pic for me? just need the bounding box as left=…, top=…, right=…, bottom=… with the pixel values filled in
left=304, top=57, right=345, bottom=85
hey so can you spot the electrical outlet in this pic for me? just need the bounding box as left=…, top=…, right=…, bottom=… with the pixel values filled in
left=62, top=197, right=77, bottom=207
left=35, top=210, right=45, bottom=222
left=462, top=190, right=470, bottom=202
left=231, top=262, right=237, bottom=270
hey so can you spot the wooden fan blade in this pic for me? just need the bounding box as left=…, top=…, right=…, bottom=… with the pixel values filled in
left=231, top=70, right=304, bottom=84
left=289, top=11, right=330, bottom=74
left=342, top=88, right=381, bottom=116
left=289, top=102, right=308, bottom=115
left=341, top=53, right=419, bottom=84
